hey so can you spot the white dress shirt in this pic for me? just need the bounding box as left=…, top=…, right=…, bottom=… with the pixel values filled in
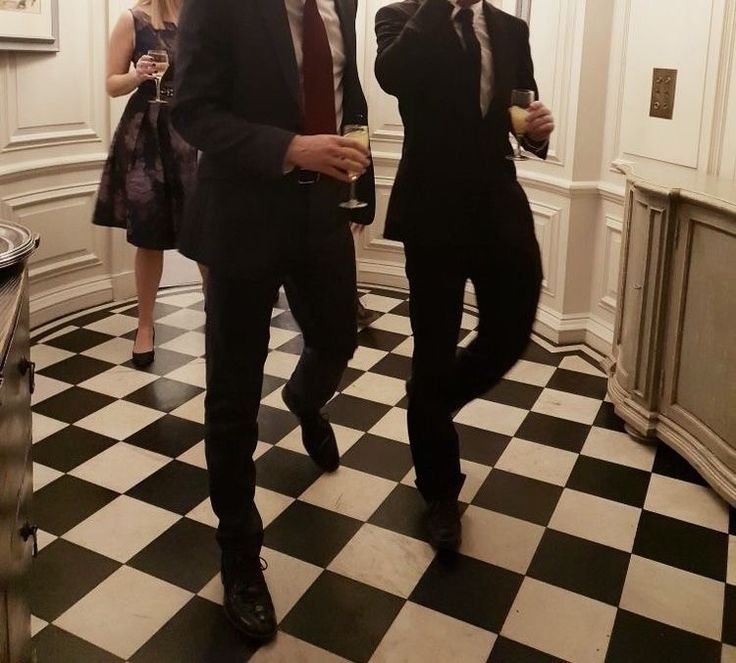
left=284, top=0, right=346, bottom=131
left=448, top=0, right=493, bottom=116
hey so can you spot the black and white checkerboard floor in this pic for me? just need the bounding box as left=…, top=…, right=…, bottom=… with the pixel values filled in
left=28, top=284, right=735, bottom=663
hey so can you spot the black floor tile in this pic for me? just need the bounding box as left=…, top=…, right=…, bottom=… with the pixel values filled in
left=633, top=511, right=729, bottom=581
left=129, top=519, right=219, bottom=593
left=356, top=327, right=406, bottom=352
left=605, top=609, right=722, bottom=663
left=127, top=461, right=210, bottom=515
left=411, top=554, right=523, bottom=633
left=516, top=412, right=591, bottom=453
left=125, top=414, right=205, bottom=458
left=44, top=329, right=114, bottom=354
left=341, top=434, right=414, bottom=482
left=472, top=470, right=563, bottom=526
left=270, top=310, right=301, bottom=332
left=365, top=287, right=408, bottom=301
left=528, top=530, right=630, bottom=605
left=264, top=501, right=362, bottom=567
left=255, top=447, right=322, bottom=497
left=324, top=394, right=391, bottom=431
left=38, top=355, right=114, bottom=385
left=257, top=405, right=299, bottom=444
left=457, top=424, right=510, bottom=466
left=119, top=302, right=180, bottom=320
left=261, top=374, right=286, bottom=399
left=371, top=354, right=413, bottom=381
left=67, top=308, right=117, bottom=329
left=30, top=540, right=120, bottom=622
left=488, top=636, right=567, bottom=663
left=122, top=348, right=195, bottom=377
left=32, top=624, right=125, bottom=663
left=337, top=366, right=364, bottom=392
left=483, top=379, right=543, bottom=410
left=593, top=402, right=626, bottom=432
left=731, top=508, right=736, bottom=536
left=281, top=571, right=404, bottom=663
left=33, top=387, right=116, bottom=424
left=129, top=596, right=259, bottom=663
left=125, top=378, right=204, bottom=413
left=521, top=343, right=562, bottom=367
left=725, top=584, right=736, bottom=646
left=32, top=426, right=117, bottom=473
left=567, top=456, right=651, bottom=508
left=275, top=335, right=305, bottom=355
left=389, top=300, right=411, bottom=317
left=652, top=443, right=709, bottom=487
left=547, top=368, right=608, bottom=400
left=33, top=476, right=118, bottom=536
left=121, top=324, right=186, bottom=347
left=368, top=484, right=430, bottom=543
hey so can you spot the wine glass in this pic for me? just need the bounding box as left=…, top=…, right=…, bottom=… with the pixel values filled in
left=148, top=49, right=169, bottom=105
left=506, top=89, right=536, bottom=161
left=339, top=123, right=370, bottom=210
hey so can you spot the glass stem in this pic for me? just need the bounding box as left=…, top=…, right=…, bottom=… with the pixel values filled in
left=349, top=178, right=357, bottom=201
left=515, top=134, right=524, bottom=158
left=155, top=78, right=161, bottom=103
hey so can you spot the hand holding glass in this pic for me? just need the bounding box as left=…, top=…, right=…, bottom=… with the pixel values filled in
left=148, top=50, right=169, bottom=105
left=507, top=89, right=536, bottom=161
left=340, top=125, right=370, bottom=210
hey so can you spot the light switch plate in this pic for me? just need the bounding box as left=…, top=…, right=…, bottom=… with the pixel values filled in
left=650, top=68, right=677, bottom=120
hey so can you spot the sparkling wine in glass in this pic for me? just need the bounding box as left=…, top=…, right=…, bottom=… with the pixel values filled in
left=148, top=49, right=170, bottom=104
left=507, top=89, right=535, bottom=161
left=340, top=123, right=370, bottom=210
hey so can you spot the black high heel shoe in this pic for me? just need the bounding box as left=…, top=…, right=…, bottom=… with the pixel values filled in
left=132, top=328, right=155, bottom=368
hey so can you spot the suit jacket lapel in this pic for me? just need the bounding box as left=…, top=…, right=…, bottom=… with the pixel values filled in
left=483, top=2, right=513, bottom=105
left=256, top=0, right=301, bottom=106
left=333, top=0, right=356, bottom=68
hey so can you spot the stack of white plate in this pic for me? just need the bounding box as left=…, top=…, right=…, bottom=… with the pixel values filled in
left=0, top=222, right=39, bottom=270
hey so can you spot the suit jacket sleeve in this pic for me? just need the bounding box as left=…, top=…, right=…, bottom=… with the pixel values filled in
left=374, top=0, right=452, bottom=96
left=516, top=20, right=549, bottom=160
left=172, top=0, right=296, bottom=180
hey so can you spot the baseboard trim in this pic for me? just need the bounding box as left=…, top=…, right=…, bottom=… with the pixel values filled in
left=31, top=277, right=113, bottom=328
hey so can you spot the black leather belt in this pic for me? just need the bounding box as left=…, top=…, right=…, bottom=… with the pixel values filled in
left=297, top=169, right=320, bottom=185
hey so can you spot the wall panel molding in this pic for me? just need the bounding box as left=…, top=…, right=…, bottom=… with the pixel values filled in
left=599, top=215, right=623, bottom=312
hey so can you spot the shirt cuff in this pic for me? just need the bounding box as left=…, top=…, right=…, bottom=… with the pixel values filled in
left=526, top=137, right=549, bottom=154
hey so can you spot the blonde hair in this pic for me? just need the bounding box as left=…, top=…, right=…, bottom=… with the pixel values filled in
left=135, top=0, right=180, bottom=30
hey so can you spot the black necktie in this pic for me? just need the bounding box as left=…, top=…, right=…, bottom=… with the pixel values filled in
left=455, top=8, right=482, bottom=114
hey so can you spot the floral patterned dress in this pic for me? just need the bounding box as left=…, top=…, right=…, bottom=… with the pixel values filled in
left=93, top=8, right=197, bottom=250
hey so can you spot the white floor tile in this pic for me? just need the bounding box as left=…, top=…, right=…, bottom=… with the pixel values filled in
left=559, top=355, right=606, bottom=377
left=70, top=442, right=170, bottom=493
left=252, top=633, right=350, bottom=663
left=170, top=392, right=205, bottom=424
left=391, top=336, right=414, bottom=358
left=33, top=463, right=63, bottom=491
left=256, top=487, right=294, bottom=527
left=177, top=440, right=206, bottom=469
left=532, top=388, right=602, bottom=426
left=454, top=399, right=528, bottom=437
left=502, top=578, right=616, bottom=663
left=728, top=536, right=735, bottom=585
left=359, top=294, right=404, bottom=313
left=504, top=359, right=556, bottom=387
left=30, top=344, right=74, bottom=371
left=369, top=313, right=414, bottom=336
left=165, top=358, right=206, bottom=389
left=581, top=426, right=656, bottom=472
left=81, top=337, right=135, bottom=365
left=155, top=308, right=206, bottom=331
left=32, top=413, right=67, bottom=444
left=76, top=400, right=164, bottom=440
left=79, top=366, right=159, bottom=399
left=269, top=327, right=300, bottom=350
left=371, top=602, right=495, bottom=663
left=54, top=566, right=192, bottom=660
left=31, top=374, right=71, bottom=406
left=461, top=506, right=545, bottom=574
left=495, top=438, right=578, bottom=487
left=349, top=346, right=388, bottom=371
left=159, top=331, right=206, bottom=357
left=263, top=351, right=300, bottom=380
left=186, top=498, right=218, bottom=529
left=277, top=423, right=362, bottom=457
left=342, top=372, right=407, bottom=406
left=620, top=555, right=725, bottom=640
left=724, top=644, right=736, bottom=663
left=329, top=524, right=434, bottom=598
left=64, top=495, right=179, bottom=563
left=369, top=407, right=409, bottom=444
left=549, top=489, right=641, bottom=553
left=31, top=615, right=48, bottom=637
left=300, top=466, right=396, bottom=520
left=156, top=291, right=204, bottom=308
left=644, top=474, right=730, bottom=532
left=84, top=314, right=139, bottom=337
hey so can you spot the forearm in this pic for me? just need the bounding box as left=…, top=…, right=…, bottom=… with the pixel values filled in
left=106, top=70, right=141, bottom=98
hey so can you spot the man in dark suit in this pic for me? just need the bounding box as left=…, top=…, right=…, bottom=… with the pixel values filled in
left=375, top=0, right=554, bottom=551
left=172, top=0, right=375, bottom=641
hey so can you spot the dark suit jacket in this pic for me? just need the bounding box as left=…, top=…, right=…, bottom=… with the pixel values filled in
left=172, top=0, right=375, bottom=279
left=375, top=0, right=547, bottom=246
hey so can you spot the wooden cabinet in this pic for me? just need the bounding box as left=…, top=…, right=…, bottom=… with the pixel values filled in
left=0, top=265, right=34, bottom=663
left=609, top=173, right=736, bottom=506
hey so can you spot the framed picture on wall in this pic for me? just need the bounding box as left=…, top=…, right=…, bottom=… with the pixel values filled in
left=516, top=0, right=531, bottom=23
left=0, top=0, right=59, bottom=52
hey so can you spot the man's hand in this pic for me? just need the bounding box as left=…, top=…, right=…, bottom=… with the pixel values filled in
left=285, top=135, right=370, bottom=182
left=526, top=101, right=555, bottom=143
left=350, top=222, right=366, bottom=237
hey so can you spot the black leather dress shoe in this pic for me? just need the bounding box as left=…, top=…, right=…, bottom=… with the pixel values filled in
left=356, top=301, right=380, bottom=328
left=282, top=384, right=340, bottom=472
left=221, top=553, right=277, bottom=642
left=426, top=499, right=462, bottom=551
left=132, top=329, right=155, bottom=369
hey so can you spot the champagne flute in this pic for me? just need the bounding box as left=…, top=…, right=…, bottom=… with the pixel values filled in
left=340, top=122, right=370, bottom=210
left=507, top=89, right=535, bottom=161
left=148, top=49, right=169, bottom=105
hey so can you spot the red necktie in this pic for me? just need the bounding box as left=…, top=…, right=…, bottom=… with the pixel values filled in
left=302, top=0, right=337, bottom=134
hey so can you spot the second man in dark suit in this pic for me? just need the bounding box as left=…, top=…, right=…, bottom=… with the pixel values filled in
left=173, top=0, right=375, bottom=641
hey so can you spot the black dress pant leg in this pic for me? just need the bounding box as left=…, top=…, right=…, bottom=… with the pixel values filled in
left=404, top=242, right=467, bottom=501
left=204, top=270, right=280, bottom=555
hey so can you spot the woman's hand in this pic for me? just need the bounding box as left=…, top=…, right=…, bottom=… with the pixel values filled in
left=134, top=55, right=155, bottom=86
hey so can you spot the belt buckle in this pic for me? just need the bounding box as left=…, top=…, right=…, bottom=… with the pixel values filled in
left=297, top=170, right=320, bottom=185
